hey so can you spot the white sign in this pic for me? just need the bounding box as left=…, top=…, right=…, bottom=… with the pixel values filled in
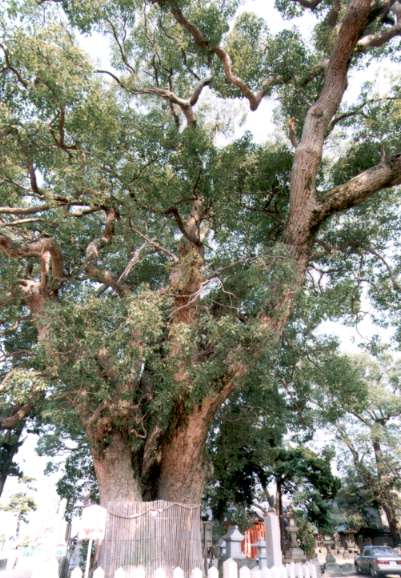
left=79, top=505, right=107, bottom=541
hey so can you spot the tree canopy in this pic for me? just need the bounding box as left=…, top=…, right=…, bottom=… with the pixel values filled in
left=2, top=0, right=401, bottom=572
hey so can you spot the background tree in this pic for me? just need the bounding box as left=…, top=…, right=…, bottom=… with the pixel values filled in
left=0, top=476, right=37, bottom=541
left=334, top=355, right=401, bottom=542
left=205, top=325, right=347, bottom=548
left=0, top=328, right=45, bottom=496
left=2, top=0, right=401, bottom=573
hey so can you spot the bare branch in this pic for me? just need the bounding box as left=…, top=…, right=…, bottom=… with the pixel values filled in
left=366, top=245, right=401, bottom=292
left=97, top=69, right=210, bottom=127
left=105, top=16, right=136, bottom=76
left=0, top=204, right=54, bottom=215
left=117, top=242, right=148, bottom=283
left=2, top=217, right=46, bottom=227
left=49, top=107, right=78, bottom=153
left=129, top=221, right=179, bottom=262
left=328, top=107, right=367, bottom=133
left=165, top=206, right=202, bottom=246
left=155, top=0, right=281, bottom=111
left=188, top=76, right=212, bottom=106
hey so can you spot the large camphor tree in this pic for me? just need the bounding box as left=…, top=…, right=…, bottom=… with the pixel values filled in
left=2, top=0, right=401, bottom=572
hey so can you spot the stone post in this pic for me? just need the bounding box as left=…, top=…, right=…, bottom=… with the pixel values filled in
left=223, top=526, right=245, bottom=561
left=285, top=512, right=306, bottom=563
left=264, top=510, right=282, bottom=568
left=255, top=539, right=267, bottom=569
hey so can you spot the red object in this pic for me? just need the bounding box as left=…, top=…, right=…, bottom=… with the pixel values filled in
left=241, top=521, right=265, bottom=559
left=377, top=561, right=390, bottom=565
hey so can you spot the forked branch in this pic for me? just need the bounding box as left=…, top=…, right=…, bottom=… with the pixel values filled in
left=155, top=0, right=281, bottom=111
left=0, top=234, right=64, bottom=290
left=85, top=208, right=131, bottom=296
left=358, top=1, right=401, bottom=48
left=97, top=69, right=211, bottom=126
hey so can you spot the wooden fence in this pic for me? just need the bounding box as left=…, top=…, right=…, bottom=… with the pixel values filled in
left=70, top=558, right=320, bottom=578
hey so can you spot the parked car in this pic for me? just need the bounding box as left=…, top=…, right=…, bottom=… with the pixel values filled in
left=355, top=545, right=401, bottom=576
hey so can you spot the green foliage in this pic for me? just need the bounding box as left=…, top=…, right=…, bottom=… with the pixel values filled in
left=1, top=0, right=401, bottom=513
left=333, top=354, right=401, bottom=535
left=1, top=491, right=37, bottom=524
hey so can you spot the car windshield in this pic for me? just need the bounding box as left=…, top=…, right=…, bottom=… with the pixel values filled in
left=371, top=547, right=396, bottom=556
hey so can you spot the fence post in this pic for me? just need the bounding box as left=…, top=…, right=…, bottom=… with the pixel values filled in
left=309, top=561, right=318, bottom=578
left=251, top=567, right=262, bottom=578
left=133, top=567, right=146, bottom=578
left=71, top=568, right=83, bottom=578
left=208, top=566, right=219, bottom=578
left=223, top=558, right=238, bottom=578
left=287, top=562, right=296, bottom=578
left=296, top=563, right=303, bottom=578
left=270, top=566, right=281, bottom=578
left=173, top=567, right=185, bottom=578
left=191, top=568, right=203, bottom=578
left=239, top=566, right=251, bottom=578
left=261, top=567, right=271, bottom=578
left=155, top=569, right=167, bottom=578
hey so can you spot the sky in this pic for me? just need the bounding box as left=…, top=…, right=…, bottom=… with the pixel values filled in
left=1, top=0, right=400, bottom=546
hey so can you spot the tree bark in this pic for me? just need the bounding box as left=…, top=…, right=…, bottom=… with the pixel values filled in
left=371, top=436, right=400, bottom=542
left=92, top=432, right=142, bottom=505
left=157, top=406, right=211, bottom=504
left=382, top=501, right=400, bottom=544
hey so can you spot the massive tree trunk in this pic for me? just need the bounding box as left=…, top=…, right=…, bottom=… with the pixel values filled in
left=94, top=428, right=205, bottom=577
left=92, top=432, right=143, bottom=505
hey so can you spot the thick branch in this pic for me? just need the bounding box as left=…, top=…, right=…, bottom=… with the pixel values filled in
left=165, top=206, right=202, bottom=246
left=358, top=1, right=401, bottom=48
left=0, top=401, right=35, bottom=429
left=85, top=208, right=130, bottom=297
left=117, top=242, right=148, bottom=283
left=286, top=0, right=374, bottom=247
left=0, top=234, right=64, bottom=288
left=316, top=155, right=401, bottom=223
left=0, top=204, right=54, bottom=215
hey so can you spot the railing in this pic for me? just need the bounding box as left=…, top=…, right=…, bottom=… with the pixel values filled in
left=69, top=558, right=320, bottom=578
